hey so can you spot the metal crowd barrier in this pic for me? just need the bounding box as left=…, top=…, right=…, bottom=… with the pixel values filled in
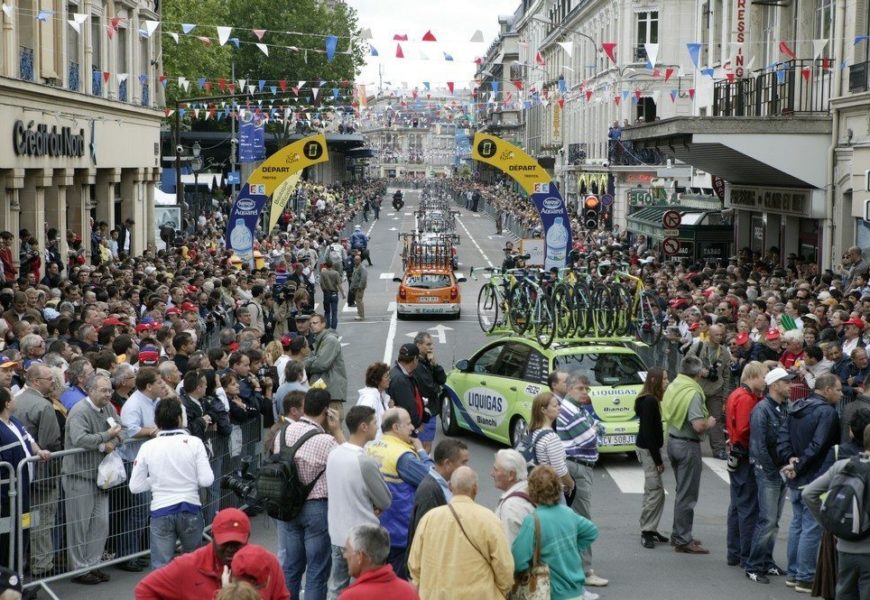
left=12, top=415, right=265, bottom=598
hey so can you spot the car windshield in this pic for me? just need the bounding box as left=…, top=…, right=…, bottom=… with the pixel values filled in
left=405, top=274, right=452, bottom=289
left=554, top=352, right=645, bottom=387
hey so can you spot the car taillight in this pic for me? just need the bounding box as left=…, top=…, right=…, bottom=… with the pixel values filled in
left=450, top=286, right=458, bottom=299
left=399, top=285, right=406, bottom=299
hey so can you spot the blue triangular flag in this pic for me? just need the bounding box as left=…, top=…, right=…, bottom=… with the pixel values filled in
left=423, top=81, right=430, bottom=91
left=370, top=46, right=379, bottom=56
left=490, top=81, right=499, bottom=92
left=332, top=88, right=340, bottom=99
left=182, top=23, right=196, bottom=34
left=258, top=80, right=265, bottom=92
left=270, top=86, right=277, bottom=94
left=558, top=78, right=567, bottom=93
left=325, top=35, right=338, bottom=63
left=138, top=74, right=147, bottom=84
left=443, top=52, right=453, bottom=61
left=856, top=35, right=870, bottom=45
left=686, top=43, right=702, bottom=69
left=229, top=38, right=240, bottom=48
left=36, top=10, right=52, bottom=21
left=621, top=90, right=630, bottom=101
left=197, top=77, right=206, bottom=89
left=776, top=69, right=786, bottom=83
left=701, top=67, right=715, bottom=77
left=179, top=108, right=186, bottom=119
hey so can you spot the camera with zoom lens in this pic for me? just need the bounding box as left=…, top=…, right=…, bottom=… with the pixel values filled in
left=706, top=361, right=722, bottom=382
left=221, top=458, right=262, bottom=514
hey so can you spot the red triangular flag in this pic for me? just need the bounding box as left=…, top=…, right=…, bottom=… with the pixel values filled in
left=557, top=98, right=565, bottom=109
left=218, top=78, right=226, bottom=91
left=110, top=17, right=121, bottom=30
left=279, top=80, right=287, bottom=92
left=204, top=81, right=212, bottom=93
left=422, top=30, right=437, bottom=42
left=252, top=29, right=266, bottom=41
left=801, top=66, right=811, bottom=81
left=614, top=95, right=621, bottom=106
left=474, top=56, right=482, bottom=65
left=779, top=41, right=796, bottom=59
left=228, top=83, right=236, bottom=93
left=585, top=90, right=593, bottom=101
left=291, top=86, right=299, bottom=96
left=447, top=82, right=454, bottom=94
left=198, top=36, right=212, bottom=46
left=602, top=42, right=617, bottom=63
left=535, top=51, right=545, bottom=66
left=159, top=74, right=167, bottom=83
left=664, top=67, right=674, bottom=82
left=164, top=108, right=173, bottom=118
left=393, top=34, right=408, bottom=41
left=102, top=71, right=110, bottom=83
left=412, top=89, right=418, bottom=99
left=726, top=73, right=735, bottom=82
left=652, top=69, right=660, bottom=78
left=634, top=89, right=642, bottom=100
left=340, top=80, right=349, bottom=88
left=688, top=88, right=696, bottom=99
left=106, top=25, right=114, bottom=40
left=822, top=57, right=831, bottom=70
left=512, top=80, right=523, bottom=90
left=396, top=44, right=404, bottom=59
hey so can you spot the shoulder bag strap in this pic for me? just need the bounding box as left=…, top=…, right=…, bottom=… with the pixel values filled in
left=447, top=503, right=508, bottom=599
left=532, top=513, right=542, bottom=568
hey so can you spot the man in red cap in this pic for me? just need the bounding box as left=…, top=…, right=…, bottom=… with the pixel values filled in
left=134, top=508, right=252, bottom=599
left=842, top=317, right=866, bottom=357
left=229, top=544, right=290, bottom=600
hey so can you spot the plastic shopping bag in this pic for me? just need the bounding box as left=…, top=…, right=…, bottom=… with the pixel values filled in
left=97, top=451, right=127, bottom=490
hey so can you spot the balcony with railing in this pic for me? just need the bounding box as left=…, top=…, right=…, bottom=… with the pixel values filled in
left=91, top=67, right=102, bottom=97
left=68, top=61, right=80, bottom=91
left=713, top=59, right=832, bottom=116
left=19, top=47, right=34, bottom=81
left=608, top=139, right=666, bottom=166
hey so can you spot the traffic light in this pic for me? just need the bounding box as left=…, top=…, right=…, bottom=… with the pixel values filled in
left=583, top=195, right=600, bottom=230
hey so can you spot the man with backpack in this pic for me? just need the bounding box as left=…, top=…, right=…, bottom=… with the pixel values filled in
left=271, top=388, right=345, bottom=599
left=804, top=407, right=870, bottom=599
left=777, top=373, right=842, bottom=592
left=324, top=406, right=392, bottom=600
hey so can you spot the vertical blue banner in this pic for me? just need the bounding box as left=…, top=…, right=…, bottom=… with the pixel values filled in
left=226, top=184, right=268, bottom=262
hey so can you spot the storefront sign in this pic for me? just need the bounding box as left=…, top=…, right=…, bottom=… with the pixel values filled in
left=628, top=189, right=670, bottom=207
left=12, top=120, right=86, bottom=158
left=728, top=186, right=809, bottom=216
left=675, top=241, right=694, bottom=258
left=732, top=0, right=747, bottom=78
left=699, top=242, right=729, bottom=259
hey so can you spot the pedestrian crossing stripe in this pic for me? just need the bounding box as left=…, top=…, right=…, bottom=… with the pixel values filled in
left=701, top=457, right=731, bottom=485
left=602, top=458, right=728, bottom=494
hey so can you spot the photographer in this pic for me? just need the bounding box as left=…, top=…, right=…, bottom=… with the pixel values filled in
left=685, top=324, right=731, bottom=460
left=271, top=283, right=296, bottom=340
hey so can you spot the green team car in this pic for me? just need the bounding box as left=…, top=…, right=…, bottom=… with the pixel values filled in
left=441, top=337, right=648, bottom=452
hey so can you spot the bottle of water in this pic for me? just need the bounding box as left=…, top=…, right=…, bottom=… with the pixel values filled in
left=230, top=218, right=253, bottom=256
left=545, top=217, right=568, bottom=266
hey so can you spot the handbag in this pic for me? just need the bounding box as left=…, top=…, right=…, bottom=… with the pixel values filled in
left=511, top=514, right=551, bottom=600
left=446, top=503, right=509, bottom=600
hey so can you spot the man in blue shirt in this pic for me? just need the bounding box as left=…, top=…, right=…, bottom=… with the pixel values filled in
left=60, top=357, right=93, bottom=410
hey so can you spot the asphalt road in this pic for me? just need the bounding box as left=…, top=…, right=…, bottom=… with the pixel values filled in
left=47, top=189, right=797, bottom=600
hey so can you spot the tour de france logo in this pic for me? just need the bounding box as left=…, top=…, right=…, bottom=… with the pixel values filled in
left=477, top=138, right=497, bottom=159
left=303, top=140, right=324, bottom=160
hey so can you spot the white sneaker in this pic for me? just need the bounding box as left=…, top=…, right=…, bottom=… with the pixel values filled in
left=583, top=591, right=600, bottom=600
left=585, top=573, right=609, bottom=587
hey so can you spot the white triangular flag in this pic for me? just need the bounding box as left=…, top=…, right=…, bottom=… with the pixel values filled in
left=216, top=26, right=232, bottom=46
left=168, top=32, right=178, bottom=44
left=312, top=87, right=319, bottom=100
left=194, top=109, right=200, bottom=119
left=297, top=80, right=306, bottom=90
left=1, top=3, right=13, bottom=20
left=256, top=43, right=268, bottom=56
left=644, top=43, right=659, bottom=67
left=180, top=78, right=190, bottom=92
left=360, top=28, right=373, bottom=40
left=813, top=39, right=828, bottom=59
left=116, top=73, right=128, bottom=83
left=557, top=41, right=573, bottom=57
left=238, top=79, right=247, bottom=92
left=247, top=85, right=255, bottom=95
left=469, top=30, right=484, bottom=42
left=143, top=20, right=159, bottom=37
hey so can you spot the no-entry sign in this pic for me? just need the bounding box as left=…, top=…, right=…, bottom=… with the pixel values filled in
left=662, top=210, right=681, bottom=229
left=663, top=238, right=680, bottom=256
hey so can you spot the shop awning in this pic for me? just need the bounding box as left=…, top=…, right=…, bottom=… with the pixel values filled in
left=626, top=206, right=705, bottom=241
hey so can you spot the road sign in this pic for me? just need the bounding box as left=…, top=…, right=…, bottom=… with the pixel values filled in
left=662, top=210, right=681, bottom=229
left=600, top=193, right=614, bottom=208
left=663, top=238, right=680, bottom=256
left=663, top=229, right=679, bottom=237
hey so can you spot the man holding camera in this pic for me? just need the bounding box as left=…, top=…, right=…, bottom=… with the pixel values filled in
left=388, top=344, right=426, bottom=433
left=686, top=324, right=731, bottom=460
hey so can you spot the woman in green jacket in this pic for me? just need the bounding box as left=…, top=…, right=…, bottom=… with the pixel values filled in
left=512, top=465, right=599, bottom=600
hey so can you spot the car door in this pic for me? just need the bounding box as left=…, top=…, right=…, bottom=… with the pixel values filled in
left=465, top=342, right=531, bottom=443
left=447, top=342, right=505, bottom=434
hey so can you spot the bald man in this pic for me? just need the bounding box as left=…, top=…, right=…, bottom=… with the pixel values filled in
left=408, top=466, right=514, bottom=598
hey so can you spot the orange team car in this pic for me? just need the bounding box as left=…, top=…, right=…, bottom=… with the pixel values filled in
left=393, top=236, right=465, bottom=319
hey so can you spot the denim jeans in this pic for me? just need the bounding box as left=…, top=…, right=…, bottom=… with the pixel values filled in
left=277, top=499, right=331, bottom=600
left=745, top=471, right=786, bottom=574
left=323, top=291, right=339, bottom=330
left=726, top=460, right=758, bottom=568
left=326, top=544, right=351, bottom=600
left=150, top=510, right=204, bottom=569
left=787, top=487, right=822, bottom=582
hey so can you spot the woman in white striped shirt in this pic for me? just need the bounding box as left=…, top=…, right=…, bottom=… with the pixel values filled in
left=527, top=392, right=575, bottom=497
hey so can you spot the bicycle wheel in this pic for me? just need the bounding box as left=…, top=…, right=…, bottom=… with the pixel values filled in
left=508, top=283, right=531, bottom=336
left=572, top=283, right=592, bottom=338
left=534, top=296, right=556, bottom=349
left=551, top=283, right=574, bottom=339
left=476, top=283, right=500, bottom=334
left=635, top=293, right=663, bottom=345
left=611, top=284, right=633, bottom=336
left=591, top=284, right=614, bottom=337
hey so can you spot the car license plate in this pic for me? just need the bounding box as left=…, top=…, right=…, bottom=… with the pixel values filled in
left=601, top=434, right=635, bottom=446
left=418, top=297, right=439, bottom=303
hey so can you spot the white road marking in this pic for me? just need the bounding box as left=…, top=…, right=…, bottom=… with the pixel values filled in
left=473, top=213, right=481, bottom=218
left=428, top=324, right=452, bottom=344
left=456, top=216, right=493, bottom=268
left=702, top=457, right=731, bottom=484
left=404, top=212, right=412, bottom=216
left=342, top=303, right=357, bottom=313
left=389, top=227, right=398, bottom=231
left=387, top=212, right=396, bottom=217
left=379, top=272, right=395, bottom=280
left=387, top=301, right=397, bottom=312
left=480, top=315, right=491, bottom=327
left=366, top=221, right=376, bottom=236
left=383, top=304, right=398, bottom=363
left=603, top=463, right=646, bottom=494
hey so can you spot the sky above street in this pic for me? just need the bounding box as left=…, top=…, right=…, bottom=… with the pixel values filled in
left=346, top=0, right=519, bottom=93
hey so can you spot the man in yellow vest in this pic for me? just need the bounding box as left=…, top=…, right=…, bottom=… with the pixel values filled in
left=366, top=407, right=434, bottom=580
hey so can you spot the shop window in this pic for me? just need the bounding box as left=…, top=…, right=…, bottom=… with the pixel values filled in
left=18, top=0, right=35, bottom=80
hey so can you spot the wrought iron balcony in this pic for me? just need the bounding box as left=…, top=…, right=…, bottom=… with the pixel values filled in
left=713, top=59, right=831, bottom=116
left=19, top=47, right=34, bottom=81
left=68, top=61, right=80, bottom=91
left=608, top=139, right=666, bottom=166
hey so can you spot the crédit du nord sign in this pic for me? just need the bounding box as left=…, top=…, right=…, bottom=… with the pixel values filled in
left=13, top=120, right=86, bottom=158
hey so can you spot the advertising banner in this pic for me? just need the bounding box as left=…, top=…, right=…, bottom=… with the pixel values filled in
left=471, top=133, right=571, bottom=268
left=227, top=134, right=328, bottom=262
left=267, top=171, right=302, bottom=233
left=239, top=110, right=266, bottom=163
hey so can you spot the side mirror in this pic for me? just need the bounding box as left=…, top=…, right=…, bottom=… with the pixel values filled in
left=392, top=277, right=402, bottom=283
left=456, top=277, right=467, bottom=283
left=455, top=359, right=470, bottom=372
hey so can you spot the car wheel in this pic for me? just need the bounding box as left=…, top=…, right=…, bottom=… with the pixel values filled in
left=397, top=312, right=406, bottom=320
left=441, top=394, right=461, bottom=436
left=453, top=309, right=461, bottom=320
left=509, top=416, right=528, bottom=449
